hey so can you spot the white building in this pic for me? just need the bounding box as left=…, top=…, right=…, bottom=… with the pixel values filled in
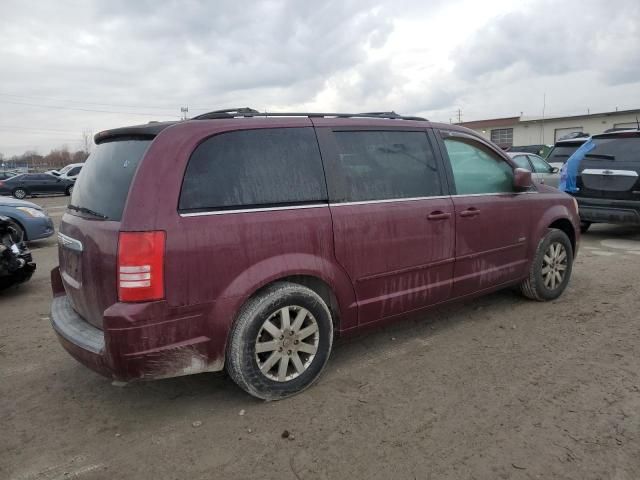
left=458, top=108, right=640, bottom=148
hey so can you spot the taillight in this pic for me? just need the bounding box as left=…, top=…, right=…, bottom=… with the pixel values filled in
left=117, top=231, right=165, bottom=302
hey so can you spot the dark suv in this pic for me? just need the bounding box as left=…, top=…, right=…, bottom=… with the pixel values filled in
left=50, top=109, right=580, bottom=399
left=572, top=129, right=640, bottom=231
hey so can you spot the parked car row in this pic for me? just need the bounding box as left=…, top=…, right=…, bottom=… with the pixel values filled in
left=0, top=173, right=75, bottom=199
left=509, top=129, right=640, bottom=231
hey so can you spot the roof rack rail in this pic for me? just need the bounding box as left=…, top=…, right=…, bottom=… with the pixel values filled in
left=193, top=108, right=260, bottom=120
left=192, top=109, right=427, bottom=121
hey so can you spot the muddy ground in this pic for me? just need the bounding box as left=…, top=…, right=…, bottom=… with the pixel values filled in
left=2, top=195, right=640, bottom=480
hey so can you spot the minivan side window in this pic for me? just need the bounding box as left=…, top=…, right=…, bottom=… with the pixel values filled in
left=179, top=127, right=327, bottom=212
left=328, top=131, right=441, bottom=202
left=444, top=138, right=513, bottom=195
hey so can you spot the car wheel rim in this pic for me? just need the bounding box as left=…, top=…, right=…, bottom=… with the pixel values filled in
left=15, top=190, right=25, bottom=198
left=254, top=306, right=319, bottom=382
left=542, top=242, right=568, bottom=290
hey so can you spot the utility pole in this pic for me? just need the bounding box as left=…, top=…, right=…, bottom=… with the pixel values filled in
left=541, top=93, right=546, bottom=144
left=457, top=109, right=462, bottom=123
left=180, top=106, right=189, bottom=120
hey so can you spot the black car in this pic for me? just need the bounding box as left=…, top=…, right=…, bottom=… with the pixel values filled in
left=573, top=129, right=640, bottom=231
left=546, top=137, right=590, bottom=169
left=0, top=173, right=74, bottom=199
left=0, top=172, right=18, bottom=181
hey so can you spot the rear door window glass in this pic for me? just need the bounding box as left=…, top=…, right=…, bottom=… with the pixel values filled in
left=179, top=127, right=326, bottom=212
left=444, top=138, right=513, bottom=195
left=70, top=139, right=151, bottom=221
left=328, top=131, right=441, bottom=202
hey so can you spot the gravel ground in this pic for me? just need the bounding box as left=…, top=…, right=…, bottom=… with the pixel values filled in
left=2, top=195, right=640, bottom=480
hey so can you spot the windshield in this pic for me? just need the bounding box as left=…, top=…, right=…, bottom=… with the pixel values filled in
left=69, top=139, right=151, bottom=221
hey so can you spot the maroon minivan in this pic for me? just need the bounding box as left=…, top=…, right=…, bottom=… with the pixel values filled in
left=51, top=109, right=580, bottom=399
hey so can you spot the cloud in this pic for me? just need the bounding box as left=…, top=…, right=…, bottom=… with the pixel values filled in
left=0, top=0, right=639, bottom=156
left=453, top=0, right=640, bottom=86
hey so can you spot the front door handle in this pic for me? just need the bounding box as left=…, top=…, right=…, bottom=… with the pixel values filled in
left=460, top=208, right=480, bottom=218
left=427, top=211, right=451, bottom=221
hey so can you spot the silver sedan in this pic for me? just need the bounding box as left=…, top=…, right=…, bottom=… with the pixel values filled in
left=508, top=152, right=560, bottom=188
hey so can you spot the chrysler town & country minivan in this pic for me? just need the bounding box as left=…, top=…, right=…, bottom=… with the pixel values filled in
left=51, top=109, right=580, bottom=399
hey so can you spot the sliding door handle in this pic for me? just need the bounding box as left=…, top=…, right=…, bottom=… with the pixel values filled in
left=427, top=211, right=451, bottom=221
left=460, top=208, right=480, bottom=218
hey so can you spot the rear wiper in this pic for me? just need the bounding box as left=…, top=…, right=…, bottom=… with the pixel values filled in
left=68, top=204, right=108, bottom=219
left=585, top=153, right=615, bottom=160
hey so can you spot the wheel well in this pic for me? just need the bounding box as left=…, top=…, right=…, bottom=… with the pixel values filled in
left=549, top=218, right=576, bottom=253
left=254, top=275, right=342, bottom=329
left=6, top=216, right=27, bottom=241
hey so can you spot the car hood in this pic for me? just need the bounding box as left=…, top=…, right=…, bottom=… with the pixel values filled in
left=0, top=197, right=42, bottom=209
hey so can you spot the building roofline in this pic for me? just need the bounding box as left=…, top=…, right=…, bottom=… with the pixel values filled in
left=456, top=116, right=520, bottom=129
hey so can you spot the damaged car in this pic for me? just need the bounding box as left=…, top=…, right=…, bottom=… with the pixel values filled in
left=0, top=215, right=36, bottom=290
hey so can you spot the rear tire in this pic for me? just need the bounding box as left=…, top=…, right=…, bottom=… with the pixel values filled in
left=226, top=282, right=334, bottom=400
left=520, top=229, right=574, bottom=301
left=12, top=188, right=27, bottom=199
left=580, top=221, right=591, bottom=233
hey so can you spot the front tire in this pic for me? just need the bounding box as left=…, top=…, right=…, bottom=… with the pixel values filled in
left=226, top=282, right=334, bottom=400
left=12, top=188, right=27, bottom=199
left=520, top=229, right=574, bottom=301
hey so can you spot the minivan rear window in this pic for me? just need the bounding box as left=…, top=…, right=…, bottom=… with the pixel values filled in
left=69, top=139, right=151, bottom=221
left=179, top=127, right=327, bottom=212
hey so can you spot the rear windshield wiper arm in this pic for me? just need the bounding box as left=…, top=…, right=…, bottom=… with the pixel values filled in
left=68, top=204, right=108, bottom=219
left=585, top=153, right=615, bottom=160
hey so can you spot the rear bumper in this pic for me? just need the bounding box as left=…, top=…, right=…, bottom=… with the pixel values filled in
left=576, top=197, right=640, bottom=225
left=51, top=295, right=112, bottom=377
left=50, top=267, right=224, bottom=382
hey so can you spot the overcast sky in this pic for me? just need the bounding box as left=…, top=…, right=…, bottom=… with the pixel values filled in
left=1, top=0, right=639, bottom=156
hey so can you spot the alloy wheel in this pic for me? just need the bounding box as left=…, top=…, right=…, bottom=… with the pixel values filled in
left=254, top=306, right=319, bottom=382
left=542, top=242, right=568, bottom=290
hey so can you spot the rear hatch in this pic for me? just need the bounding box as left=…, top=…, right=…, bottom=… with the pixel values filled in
left=59, top=138, right=151, bottom=328
left=576, top=133, right=640, bottom=201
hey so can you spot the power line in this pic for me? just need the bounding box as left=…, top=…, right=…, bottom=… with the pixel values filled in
left=0, top=125, right=80, bottom=134
left=0, top=92, right=180, bottom=111
left=0, top=99, right=180, bottom=117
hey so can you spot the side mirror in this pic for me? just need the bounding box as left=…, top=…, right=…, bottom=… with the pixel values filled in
left=551, top=167, right=559, bottom=174
left=513, top=168, right=533, bottom=191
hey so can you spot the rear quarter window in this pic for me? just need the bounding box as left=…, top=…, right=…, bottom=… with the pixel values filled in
left=179, top=127, right=327, bottom=212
